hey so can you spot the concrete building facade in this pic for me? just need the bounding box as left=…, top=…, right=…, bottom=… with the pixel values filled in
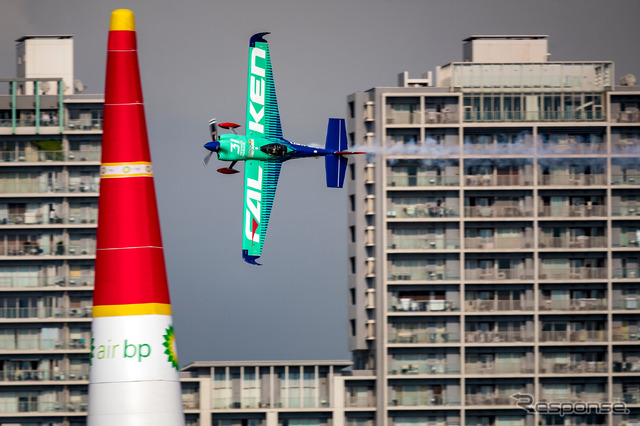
left=345, top=35, right=640, bottom=426
left=0, top=35, right=102, bottom=426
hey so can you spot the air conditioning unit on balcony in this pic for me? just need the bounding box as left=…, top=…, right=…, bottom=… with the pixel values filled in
left=497, top=272, right=507, bottom=280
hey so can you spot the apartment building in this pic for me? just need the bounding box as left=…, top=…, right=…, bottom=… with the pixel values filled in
left=0, top=35, right=102, bottom=426
left=345, top=35, right=640, bottom=426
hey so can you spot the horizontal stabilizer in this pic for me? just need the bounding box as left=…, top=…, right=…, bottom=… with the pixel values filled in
left=325, top=154, right=348, bottom=188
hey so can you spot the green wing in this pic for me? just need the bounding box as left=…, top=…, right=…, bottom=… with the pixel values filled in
left=246, top=33, right=283, bottom=140
left=242, top=159, right=282, bottom=265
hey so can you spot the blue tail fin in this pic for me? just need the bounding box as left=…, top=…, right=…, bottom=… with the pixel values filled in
left=325, top=118, right=348, bottom=188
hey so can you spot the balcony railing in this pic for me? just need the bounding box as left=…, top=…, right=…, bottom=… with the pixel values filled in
left=539, top=391, right=607, bottom=403
left=389, top=393, right=459, bottom=407
left=0, top=181, right=99, bottom=194
left=465, top=269, right=534, bottom=281
left=612, top=206, right=640, bottom=216
left=0, top=150, right=100, bottom=163
left=388, top=331, right=460, bottom=344
left=0, top=212, right=97, bottom=225
left=612, top=174, right=640, bottom=185
left=388, top=268, right=460, bottom=281
left=539, top=361, right=607, bottom=374
left=0, top=338, right=89, bottom=351
left=465, top=362, right=533, bottom=375
left=0, top=243, right=96, bottom=257
left=0, top=275, right=94, bottom=288
left=388, top=237, right=460, bottom=250
left=613, top=296, right=640, bottom=310
left=387, top=175, right=459, bottom=187
left=0, top=368, right=89, bottom=381
left=539, top=205, right=607, bottom=218
left=465, top=174, right=532, bottom=187
left=612, top=268, right=640, bottom=279
left=539, top=174, right=606, bottom=186
left=539, top=267, right=608, bottom=280
left=0, top=401, right=84, bottom=413
left=539, top=236, right=606, bottom=249
left=389, top=299, right=458, bottom=312
left=65, top=118, right=103, bottom=131
left=388, top=362, right=460, bottom=375
left=464, top=206, right=533, bottom=218
left=387, top=205, right=459, bottom=218
left=465, top=330, right=533, bottom=344
left=539, top=298, right=607, bottom=311
left=540, top=329, right=606, bottom=343
left=0, top=306, right=92, bottom=319
left=465, top=394, right=519, bottom=406
left=465, top=299, right=532, bottom=312
left=465, top=237, right=532, bottom=250
left=612, top=331, right=640, bottom=342
left=345, top=396, right=375, bottom=408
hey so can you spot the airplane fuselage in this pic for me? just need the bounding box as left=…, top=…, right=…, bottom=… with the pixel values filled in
left=212, top=134, right=331, bottom=163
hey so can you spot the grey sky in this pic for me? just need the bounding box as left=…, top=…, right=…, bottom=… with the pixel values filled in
left=1, top=0, right=639, bottom=365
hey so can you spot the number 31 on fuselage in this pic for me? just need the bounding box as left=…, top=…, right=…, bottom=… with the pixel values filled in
left=202, top=32, right=364, bottom=265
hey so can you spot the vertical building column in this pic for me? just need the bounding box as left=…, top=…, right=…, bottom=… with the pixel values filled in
left=199, top=376, right=212, bottom=426
left=35, top=80, right=40, bottom=134
left=59, top=80, right=65, bottom=133
left=11, top=80, right=16, bottom=134
left=331, top=374, right=345, bottom=426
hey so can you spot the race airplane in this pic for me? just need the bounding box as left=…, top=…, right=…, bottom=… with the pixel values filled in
left=203, top=32, right=364, bottom=265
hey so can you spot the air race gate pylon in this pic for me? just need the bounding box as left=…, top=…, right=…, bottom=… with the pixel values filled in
left=87, top=9, right=185, bottom=426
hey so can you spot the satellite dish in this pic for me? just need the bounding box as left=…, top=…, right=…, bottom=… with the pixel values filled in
left=40, top=81, right=50, bottom=94
left=74, top=79, right=86, bottom=93
left=621, top=74, right=637, bottom=86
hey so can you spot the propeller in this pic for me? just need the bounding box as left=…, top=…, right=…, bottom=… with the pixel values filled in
left=203, top=118, right=220, bottom=167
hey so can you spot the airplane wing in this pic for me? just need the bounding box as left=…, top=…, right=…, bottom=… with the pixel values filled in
left=246, top=32, right=283, bottom=140
left=242, top=159, right=282, bottom=265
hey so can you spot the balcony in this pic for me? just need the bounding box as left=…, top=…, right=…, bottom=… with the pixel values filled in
left=465, top=173, right=532, bottom=187
left=612, top=174, right=640, bottom=185
left=541, top=393, right=608, bottom=405
left=540, top=328, right=606, bottom=343
left=612, top=205, right=640, bottom=217
left=0, top=338, right=90, bottom=351
left=539, top=360, right=607, bottom=374
left=0, top=180, right=99, bottom=194
left=465, top=299, right=532, bottom=312
left=465, top=269, right=534, bottom=281
left=465, top=330, right=533, bottom=344
left=465, top=236, right=532, bottom=250
left=0, top=243, right=96, bottom=257
left=0, top=212, right=97, bottom=226
left=539, top=174, right=606, bottom=186
left=539, top=298, right=607, bottom=312
left=389, top=298, right=458, bottom=313
left=387, top=175, right=459, bottom=187
left=538, top=205, right=606, bottom=218
left=0, top=368, right=89, bottom=381
left=388, top=331, right=461, bottom=344
left=388, top=237, right=460, bottom=250
left=0, top=400, right=83, bottom=414
left=0, top=150, right=101, bottom=163
left=539, top=266, right=608, bottom=280
left=65, top=118, right=103, bottom=131
left=539, top=236, right=606, bottom=250
left=0, top=306, right=92, bottom=320
left=0, top=275, right=94, bottom=288
left=465, top=361, right=533, bottom=375
left=612, top=268, right=640, bottom=279
left=389, top=382, right=460, bottom=407
left=464, top=206, right=532, bottom=219
left=388, top=361, right=460, bottom=375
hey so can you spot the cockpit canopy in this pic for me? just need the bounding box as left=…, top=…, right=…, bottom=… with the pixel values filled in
left=260, top=143, right=288, bottom=156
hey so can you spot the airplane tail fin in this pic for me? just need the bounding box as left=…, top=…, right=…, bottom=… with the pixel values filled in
left=325, top=118, right=348, bottom=188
